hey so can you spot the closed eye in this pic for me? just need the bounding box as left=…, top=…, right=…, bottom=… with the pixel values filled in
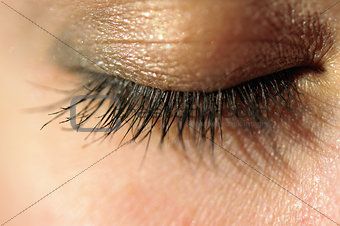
left=45, top=0, right=336, bottom=169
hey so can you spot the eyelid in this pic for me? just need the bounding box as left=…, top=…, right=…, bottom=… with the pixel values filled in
left=54, top=1, right=334, bottom=92
left=46, top=63, right=312, bottom=172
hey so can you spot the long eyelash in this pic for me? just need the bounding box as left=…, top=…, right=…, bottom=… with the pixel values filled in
left=45, top=67, right=304, bottom=148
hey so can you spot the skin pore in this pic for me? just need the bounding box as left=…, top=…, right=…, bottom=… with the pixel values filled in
left=0, top=0, right=339, bottom=225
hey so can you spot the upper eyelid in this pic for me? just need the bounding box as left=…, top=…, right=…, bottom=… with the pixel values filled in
left=53, top=2, right=335, bottom=92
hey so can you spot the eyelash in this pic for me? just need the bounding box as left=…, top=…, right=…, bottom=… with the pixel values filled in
left=45, top=65, right=310, bottom=148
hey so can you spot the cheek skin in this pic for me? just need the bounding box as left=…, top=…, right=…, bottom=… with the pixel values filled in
left=62, top=132, right=339, bottom=225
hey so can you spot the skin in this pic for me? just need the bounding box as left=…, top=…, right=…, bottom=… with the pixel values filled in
left=0, top=0, right=339, bottom=225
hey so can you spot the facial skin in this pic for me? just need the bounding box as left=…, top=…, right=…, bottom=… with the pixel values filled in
left=0, top=0, right=339, bottom=225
